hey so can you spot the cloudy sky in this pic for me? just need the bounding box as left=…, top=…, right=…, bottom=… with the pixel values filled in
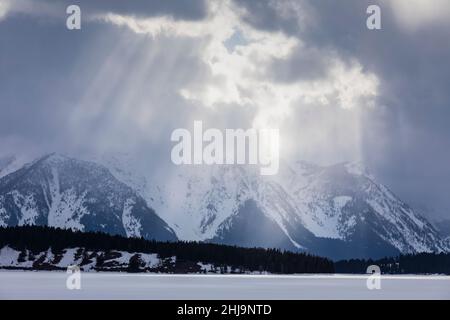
left=0, top=0, right=449, bottom=220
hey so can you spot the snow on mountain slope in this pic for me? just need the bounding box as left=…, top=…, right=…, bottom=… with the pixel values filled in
left=95, top=155, right=303, bottom=244
left=95, top=154, right=448, bottom=258
left=0, top=154, right=177, bottom=241
left=1, top=152, right=447, bottom=259
left=278, top=161, right=447, bottom=254
left=96, top=155, right=255, bottom=240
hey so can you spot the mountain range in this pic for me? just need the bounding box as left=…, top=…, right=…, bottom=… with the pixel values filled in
left=0, top=153, right=448, bottom=260
left=0, top=154, right=176, bottom=241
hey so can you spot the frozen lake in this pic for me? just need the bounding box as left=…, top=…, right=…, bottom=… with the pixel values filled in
left=0, top=271, right=449, bottom=300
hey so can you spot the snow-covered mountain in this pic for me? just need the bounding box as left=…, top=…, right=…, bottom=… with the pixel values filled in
left=94, top=154, right=449, bottom=260
left=0, top=152, right=448, bottom=260
left=0, top=154, right=177, bottom=241
left=272, top=161, right=448, bottom=259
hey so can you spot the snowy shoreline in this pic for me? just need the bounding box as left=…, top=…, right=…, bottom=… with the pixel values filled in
left=1, top=269, right=450, bottom=279
left=1, top=271, right=449, bottom=300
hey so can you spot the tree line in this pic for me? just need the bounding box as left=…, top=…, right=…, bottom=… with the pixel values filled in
left=0, top=225, right=334, bottom=274
left=335, top=252, right=450, bottom=274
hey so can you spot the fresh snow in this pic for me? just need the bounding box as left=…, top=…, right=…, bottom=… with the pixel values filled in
left=0, top=246, right=20, bottom=266
left=122, top=198, right=142, bottom=238
left=0, top=271, right=449, bottom=300
left=46, top=168, right=87, bottom=230
left=334, top=196, right=352, bottom=208
left=0, top=202, right=8, bottom=227
left=56, top=248, right=81, bottom=268
left=11, top=190, right=39, bottom=226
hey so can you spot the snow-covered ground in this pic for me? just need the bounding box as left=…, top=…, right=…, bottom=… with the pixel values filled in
left=0, top=271, right=449, bottom=300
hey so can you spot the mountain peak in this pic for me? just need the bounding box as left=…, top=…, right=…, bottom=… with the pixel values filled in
left=0, top=153, right=177, bottom=241
left=40, top=153, right=72, bottom=164
left=343, top=161, right=373, bottom=178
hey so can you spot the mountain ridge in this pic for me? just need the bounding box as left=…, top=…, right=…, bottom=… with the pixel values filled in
left=0, top=152, right=448, bottom=260
left=91, top=152, right=448, bottom=259
left=0, top=153, right=177, bottom=242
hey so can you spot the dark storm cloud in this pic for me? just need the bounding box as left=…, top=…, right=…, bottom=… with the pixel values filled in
left=0, top=14, right=90, bottom=146
left=232, top=0, right=450, bottom=219
left=0, top=4, right=252, bottom=169
left=4, top=0, right=209, bottom=21
left=0, top=12, right=206, bottom=154
left=232, top=0, right=303, bottom=34
left=72, top=0, right=208, bottom=20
